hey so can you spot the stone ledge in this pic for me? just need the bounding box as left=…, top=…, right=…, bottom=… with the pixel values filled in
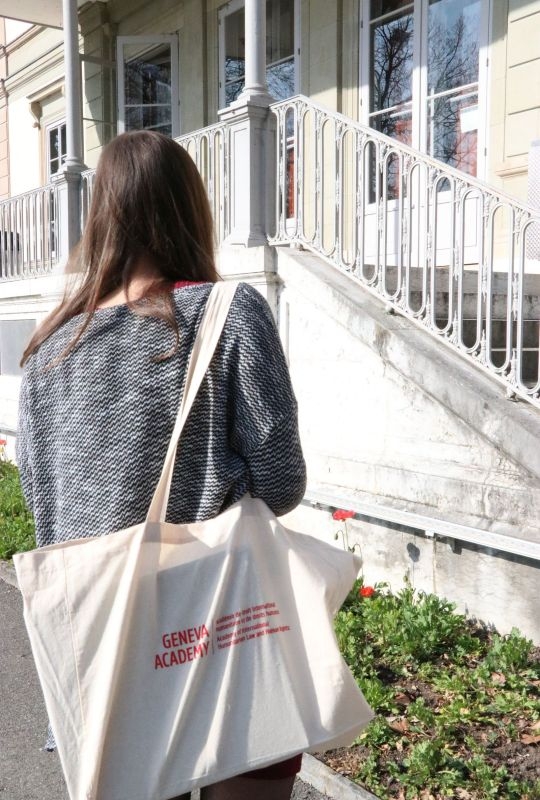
left=300, top=754, right=379, bottom=800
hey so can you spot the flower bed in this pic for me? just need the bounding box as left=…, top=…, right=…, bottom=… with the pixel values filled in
left=328, top=579, right=540, bottom=800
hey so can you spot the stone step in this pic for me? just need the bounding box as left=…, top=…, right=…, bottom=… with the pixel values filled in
left=372, top=265, right=540, bottom=320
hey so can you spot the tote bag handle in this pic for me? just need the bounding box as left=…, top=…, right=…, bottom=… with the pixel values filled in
left=146, top=281, right=238, bottom=524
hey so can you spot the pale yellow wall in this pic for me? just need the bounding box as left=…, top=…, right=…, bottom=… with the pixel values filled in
left=79, top=2, right=115, bottom=168
left=0, top=19, right=8, bottom=199
left=180, top=0, right=206, bottom=133
left=4, top=26, right=64, bottom=192
left=490, top=0, right=540, bottom=201
left=342, top=0, right=360, bottom=121
left=8, top=97, right=40, bottom=194
left=301, top=0, right=339, bottom=111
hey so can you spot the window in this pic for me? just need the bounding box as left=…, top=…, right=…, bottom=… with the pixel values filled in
left=117, top=36, right=179, bottom=137
left=363, top=0, right=486, bottom=177
left=0, top=320, right=36, bottom=376
left=46, top=122, right=67, bottom=179
left=219, top=0, right=297, bottom=108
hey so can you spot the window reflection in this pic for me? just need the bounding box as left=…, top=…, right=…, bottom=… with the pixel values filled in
left=266, top=60, right=295, bottom=101
left=370, top=9, right=413, bottom=113
left=368, top=0, right=481, bottom=178
left=372, top=107, right=412, bottom=146
left=123, top=44, right=172, bottom=136
left=428, top=0, right=480, bottom=94
left=427, top=0, right=480, bottom=175
left=428, top=92, right=478, bottom=175
left=224, top=8, right=245, bottom=102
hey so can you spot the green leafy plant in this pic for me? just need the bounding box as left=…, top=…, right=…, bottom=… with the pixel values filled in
left=331, top=578, right=540, bottom=800
left=0, top=460, right=35, bottom=560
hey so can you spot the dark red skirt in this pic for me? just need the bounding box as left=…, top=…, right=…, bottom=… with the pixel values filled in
left=242, top=754, right=303, bottom=780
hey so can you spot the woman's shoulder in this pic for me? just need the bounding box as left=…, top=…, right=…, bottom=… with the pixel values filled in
left=230, top=282, right=275, bottom=328
left=172, top=280, right=274, bottom=328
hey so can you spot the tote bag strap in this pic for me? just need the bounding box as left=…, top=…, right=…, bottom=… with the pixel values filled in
left=146, top=281, right=238, bottom=524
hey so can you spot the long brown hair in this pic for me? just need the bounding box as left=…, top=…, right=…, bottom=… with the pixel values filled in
left=22, top=130, right=220, bottom=365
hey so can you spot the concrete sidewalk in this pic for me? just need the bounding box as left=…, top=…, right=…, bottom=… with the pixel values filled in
left=0, top=576, right=333, bottom=800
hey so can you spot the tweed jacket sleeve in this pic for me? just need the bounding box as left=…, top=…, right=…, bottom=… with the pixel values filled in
left=224, top=284, right=306, bottom=516
left=16, top=373, right=34, bottom=513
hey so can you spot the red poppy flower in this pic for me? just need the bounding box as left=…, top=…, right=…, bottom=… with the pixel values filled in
left=359, top=586, right=375, bottom=598
left=332, top=509, right=355, bottom=521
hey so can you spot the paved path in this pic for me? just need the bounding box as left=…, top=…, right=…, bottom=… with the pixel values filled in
left=0, top=578, right=330, bottom=800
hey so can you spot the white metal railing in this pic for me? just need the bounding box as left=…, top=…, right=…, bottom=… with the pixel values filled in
left=175, top=123, right=230, bottom=245
left=0, top=184, right=59, bottom=281
left=270, top=95, right=540, bottom=408
left=80, top=168, right=95, bottom=232
left=78, top=126, right=230, bottom=245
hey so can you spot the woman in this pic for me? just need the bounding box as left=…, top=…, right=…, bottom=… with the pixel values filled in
left=17, top=131, right=307, bottom=800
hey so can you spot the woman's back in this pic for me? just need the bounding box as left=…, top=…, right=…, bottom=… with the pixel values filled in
left=17, top=282, right=306, bottom=548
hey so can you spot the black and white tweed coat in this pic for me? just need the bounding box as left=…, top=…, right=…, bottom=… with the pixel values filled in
left=16, top=281, right=307, bottom=548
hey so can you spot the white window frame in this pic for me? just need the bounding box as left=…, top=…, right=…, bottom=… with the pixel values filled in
left=116, top=35, right=180, bottom=137
left=218, top=0, right=300, bottom=109
left=45, top=119, right=67, bottom=181
left=359, top=0, right=490, bottom=179
left=219, top=0, right=244, bottom=110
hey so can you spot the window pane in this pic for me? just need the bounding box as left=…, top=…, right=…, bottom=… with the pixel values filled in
left=142, top=105, right=172, bottom=135
left=225, top=8, right=245, bottom=86
left=371, top=11, right=414, bottom=112
left=266, top=58, right=294, bottom=101
left=266, top=0, right=294, bottom=65
left=225, top=79, right=245, bottom=106
left=428, top=0, right=481, bottom=94
left=125, top=106, right=143, bottom=131
left=49, top=129, right=59, bottom=161
left=427, top=90, right=478, bottom=175
left=124, top=44, right=171, bottom=107
left=371, top=106, right=412, bottom=146
left=371, top=0, right=413, bottom=18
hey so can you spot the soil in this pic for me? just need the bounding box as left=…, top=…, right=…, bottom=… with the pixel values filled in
left=317, top=664, right=540, bottom=799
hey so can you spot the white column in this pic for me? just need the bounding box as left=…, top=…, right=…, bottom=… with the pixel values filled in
left=218, top=0, right=276, bottom=249
left=243, top=0, right=268, bottom=98
left=63, top=0, right=85, bottom=172
left=54, top=0, right=85, bottom=269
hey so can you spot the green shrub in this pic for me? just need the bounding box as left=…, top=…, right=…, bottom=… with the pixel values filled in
left=0, top=461, right=35, bottom=559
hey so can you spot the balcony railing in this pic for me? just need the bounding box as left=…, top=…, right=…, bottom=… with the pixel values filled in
left=175, top=123, right=231, bottom=245
left=78, top=127, right=230, bottom=245
left=80, top=169, right=95, bottom=232
left=270, top=95, right=540, bottom=409
left=0, top=185, right=59, bottom=281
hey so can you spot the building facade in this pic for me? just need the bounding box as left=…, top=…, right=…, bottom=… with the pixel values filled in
left=1, top=0, right=540, bottom=639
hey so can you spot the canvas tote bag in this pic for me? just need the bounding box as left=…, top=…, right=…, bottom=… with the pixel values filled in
left=14, top=281, right=374, bottom=800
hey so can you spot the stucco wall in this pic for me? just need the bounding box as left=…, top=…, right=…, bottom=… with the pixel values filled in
left=277, top=248, right=540, bottom=539
left=5, top=26, right=64, bottom=192
left=491, top=0, right=540, bottom=201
